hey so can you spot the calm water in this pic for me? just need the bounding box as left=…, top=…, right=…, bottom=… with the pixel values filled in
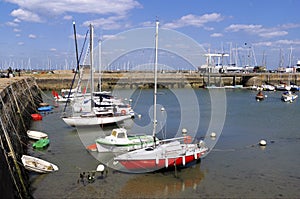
left=29, top=88, right=300, bottom=198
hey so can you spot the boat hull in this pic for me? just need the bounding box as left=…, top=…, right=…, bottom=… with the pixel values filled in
left=27, top=130, right=48, bottom=140
left=62, top=114, right=132, bottom=127
left=114, top=141, right=208, bottom=172
left=33, top=138, right=50, bottom=149
left=21, top=155, right=59, bottom=173
left=116, top=151, right=207, bottom=171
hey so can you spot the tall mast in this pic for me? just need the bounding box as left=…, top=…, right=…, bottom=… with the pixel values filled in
left=90, top=24, right=94, bottom=110
left=152, top=20, right=159, bottom=140
left=98, top=39, right=102, bottom=92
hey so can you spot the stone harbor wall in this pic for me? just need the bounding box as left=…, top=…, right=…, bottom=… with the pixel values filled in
left=0, top=77, right=42, bottom=199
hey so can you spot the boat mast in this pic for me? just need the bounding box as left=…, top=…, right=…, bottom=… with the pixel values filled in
left=98, top=39, right=102, bottom=92
left=153, top=20, right=159, bottom=144
left=90, top=24, right=94, bottom=110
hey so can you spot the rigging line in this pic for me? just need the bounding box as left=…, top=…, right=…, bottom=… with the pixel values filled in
left=74, top=29, right=90, bottom=97
left=63, top=25, right=89, bottom=113
left=130, top=50, right=156, bottom=111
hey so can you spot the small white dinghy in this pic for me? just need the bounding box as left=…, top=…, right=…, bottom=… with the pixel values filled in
left=21, top=155, right=59, bottom=173
left=26, top=130, right=48, bottom=140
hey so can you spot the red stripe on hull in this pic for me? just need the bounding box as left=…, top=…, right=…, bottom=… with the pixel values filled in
left=118, top=153, right=203, bottom=171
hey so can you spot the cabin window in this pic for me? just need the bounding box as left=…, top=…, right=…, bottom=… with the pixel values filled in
left=112, top=131, right=117, bottom=137
left=117, top=133, right=125, bottom=138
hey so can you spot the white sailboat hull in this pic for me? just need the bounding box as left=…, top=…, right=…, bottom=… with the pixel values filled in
left=62, top=114, right=132, bottom=127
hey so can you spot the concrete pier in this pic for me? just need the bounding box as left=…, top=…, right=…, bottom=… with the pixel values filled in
left=0, top=77, right=42, bottom=199
left=22, top=70, right=300, bottom=90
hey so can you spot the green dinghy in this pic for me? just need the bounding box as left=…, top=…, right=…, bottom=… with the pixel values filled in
left=33, top=138, right=50, bottom=149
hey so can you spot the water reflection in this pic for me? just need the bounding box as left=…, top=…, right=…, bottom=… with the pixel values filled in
left=115, top=162, right=205, bottom=198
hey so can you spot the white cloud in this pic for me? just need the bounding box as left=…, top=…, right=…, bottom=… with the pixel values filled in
left=83, top=15, right=128, bottom=30
left=11, top=8, right=42, bottom=22
left=225, top=24, right=262, bottom=33
left=225, top=23, right=292, bottom=39
left=13, top=18, right=21, bottom=23
left=50, top=48, right=57, bottom=52
left=253, top=39, right=300, bottom=47
left=63, top=15, right=73, bottom=20
left=253, top=41, right=273, bottom=47
left=28, top=34, right=37, bottom=39
left=6, top=21, right=19, bottom=27
left=162, top=13, right=224, bottom=29
left=259, top=31, right=288, bottom=38
left=68, top=33, right=89, bottom=40
left=18, top=42, right=24, bottom=45
left=13, top=28, right=21, bottom=32
left=210, top=33, right=223, bottom=37
left=5, top=0, right=141, bottom=15
left=275, top=39, right=300, bottom=45
left=280, top=23, right=300, bottom=29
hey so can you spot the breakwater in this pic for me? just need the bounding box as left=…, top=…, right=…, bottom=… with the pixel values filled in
left=27, top=70, right=300, bottom=90
left=0, top=77, right=42, bottom=199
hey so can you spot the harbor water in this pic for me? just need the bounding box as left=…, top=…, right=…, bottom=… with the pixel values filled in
left=29, top=88, right=300, bottom=198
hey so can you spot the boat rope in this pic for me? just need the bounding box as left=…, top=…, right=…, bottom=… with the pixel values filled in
left=129, top=53, right=155, bottom=112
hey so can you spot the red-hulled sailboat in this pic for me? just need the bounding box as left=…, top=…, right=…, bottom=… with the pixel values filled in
left=113, top=21, right=209, bottom=173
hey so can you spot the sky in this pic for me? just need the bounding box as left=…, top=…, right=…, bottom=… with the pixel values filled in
left=0, top=0, right=300, bottom=70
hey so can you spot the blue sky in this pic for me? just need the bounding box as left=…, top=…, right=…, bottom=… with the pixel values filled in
left=0, top=0, right=300, bottom=70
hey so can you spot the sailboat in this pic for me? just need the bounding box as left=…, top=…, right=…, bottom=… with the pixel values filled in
left=113, top=21, right=209, bottom=172
left=62, top=24, right=132, bottom=127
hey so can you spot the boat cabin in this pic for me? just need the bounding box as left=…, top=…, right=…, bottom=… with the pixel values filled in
left=111, top=128, right=127, bottom=139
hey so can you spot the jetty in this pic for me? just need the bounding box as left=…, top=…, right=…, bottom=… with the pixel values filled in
left=17, top=70, right=300, bottom=90
left=0, top=77, right=42, bottom=198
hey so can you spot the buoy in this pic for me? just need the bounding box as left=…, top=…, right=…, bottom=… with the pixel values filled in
left=31, top=113, right=43, bottom=121
left=210, top=132, right=217, bottom=138
left=161, top=107, right=165, bottom=111
left=96, top=164, right=105, bottom=172
left=138, top=114, right=142, bottom=119
left=265, top=95, right=267, bottom=98
left=259, top=139, right=267, bottom=146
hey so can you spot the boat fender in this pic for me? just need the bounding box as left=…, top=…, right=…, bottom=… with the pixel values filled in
left=184, top=136, right=192, bottom=144
left=121, top=110, right=126, bottom=115
left=165, top=158, right=168, bottom=168
left=155, top=156, right=159, bottom=165
left=182, top=156, right=186, bottom=166
left=259, top=139, right=267, bottom=146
